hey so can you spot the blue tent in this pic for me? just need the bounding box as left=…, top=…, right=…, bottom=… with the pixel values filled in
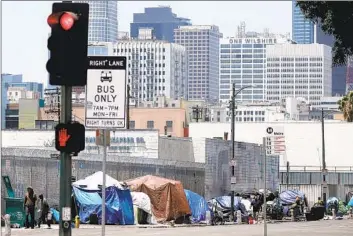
left=184, top=189, right=210, bottom=223
left=279, top=190, right=305, bottom=205
left=73, top=186, right=134, bottom=225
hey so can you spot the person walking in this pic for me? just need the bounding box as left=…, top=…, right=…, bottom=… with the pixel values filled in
left=37, top=194, right=51, bottom=228
left=24, top=186, right=37, bottom=229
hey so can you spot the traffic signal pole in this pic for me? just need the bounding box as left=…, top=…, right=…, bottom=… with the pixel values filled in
left=59, top=86, right=73, bottom=236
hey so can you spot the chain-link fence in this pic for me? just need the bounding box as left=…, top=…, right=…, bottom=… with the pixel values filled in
left=1, top=147, right=205, bottom=208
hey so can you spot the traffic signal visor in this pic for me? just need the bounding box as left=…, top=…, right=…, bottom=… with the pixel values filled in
left=47, top=11, right=79, bottom=31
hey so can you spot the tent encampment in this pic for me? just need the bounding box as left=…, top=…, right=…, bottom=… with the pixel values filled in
left=72, top=171, right=124, bottom=190
left=126, top=175, right=191, bottom=222
left=184, top=189, right=210, bottom=223
left=73, top=186, right=134, bottom=225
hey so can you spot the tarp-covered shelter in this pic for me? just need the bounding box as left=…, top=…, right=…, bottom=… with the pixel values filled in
left=72, top=186, right=134, bottom=225
left=126, top=175, right=191, bottom=222
left=279, top=190, right=305, bottom=205
left=184, top=189, right=210, bottom=223
left=72, top=171, right=124, bottom=190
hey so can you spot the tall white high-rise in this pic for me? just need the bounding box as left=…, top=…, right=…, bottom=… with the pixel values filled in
left=77, top=1, right=118, bottom=43
left=174, top=25, right=222, bottom=102
left=266, top=44, right=332, bottom=107
left=219, top=35, right=292, bottom=103
left=114, top=40, right=187, bottom=104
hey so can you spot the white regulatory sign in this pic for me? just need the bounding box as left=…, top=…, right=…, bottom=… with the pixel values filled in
left=62, top=207, right=71, bottom=221
left=85, top=56, right=127, bottom=128
left=265, top=126, right=286, bottom=155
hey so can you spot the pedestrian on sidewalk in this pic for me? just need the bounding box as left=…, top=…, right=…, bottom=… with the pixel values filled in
left=37, top=194, right=51, bottom=229
left=24, top=186, right=37, bottom=229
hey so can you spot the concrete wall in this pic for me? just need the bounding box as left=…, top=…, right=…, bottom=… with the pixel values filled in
left=189, top=122, right=353, bottom=167
left=200, top=138, right=280, bottom=200
left=1, top=147, right=205, bottom=209
left=158, top=136, right=195, bottom=162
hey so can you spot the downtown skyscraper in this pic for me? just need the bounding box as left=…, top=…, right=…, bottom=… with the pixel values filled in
left=77, top=1, right=118, bottom=43
left=292, top=1, right=314, bottom=44
left=175, top=25, right=222, bottom=101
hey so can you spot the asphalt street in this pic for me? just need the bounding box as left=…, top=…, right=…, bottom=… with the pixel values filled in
left=4, top=220, right=353, bottom=236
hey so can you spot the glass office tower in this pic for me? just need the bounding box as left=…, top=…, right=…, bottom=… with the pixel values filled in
left=292, top=1, right=314, bottom=44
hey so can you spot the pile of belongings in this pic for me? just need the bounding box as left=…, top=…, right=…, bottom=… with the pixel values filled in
left=279, top=189, right=306, bottom=216
left=208, top=196, right=249, bottom=223
left=327, top=197, right=350, bottom=216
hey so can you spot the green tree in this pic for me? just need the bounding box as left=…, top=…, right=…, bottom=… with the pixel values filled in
left=338, top=91, right=353, bottom=122
left=297, top=1, right=353, bottom=65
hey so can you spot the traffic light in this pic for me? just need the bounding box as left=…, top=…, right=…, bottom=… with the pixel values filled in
left=55, top=122, right=85, bottom=154
left=46, top=3, right=89, bottom=86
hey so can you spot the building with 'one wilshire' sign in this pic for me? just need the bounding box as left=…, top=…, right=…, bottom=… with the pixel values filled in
left=219, top=33, right=292, bottom=103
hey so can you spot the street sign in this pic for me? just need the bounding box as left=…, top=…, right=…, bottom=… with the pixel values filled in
left=95, top=129, right=111, bottom=146
left=85, top=56, right=127, bottom=129
left=265, top=126, right=286, bottom=155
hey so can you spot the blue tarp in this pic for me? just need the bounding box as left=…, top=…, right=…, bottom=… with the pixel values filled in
left=73, top=186, right=134, bottom=225
left=184, top=189, right=210, bottom=223
left=279, top=190, right=305, bottom=205
left=213, top=196, right=247, bottom=215
left=214, top=196, right=241, bottom=209
left=348, top=197, right=353, bottom=207
left=51, top=208, right=60, bottom=222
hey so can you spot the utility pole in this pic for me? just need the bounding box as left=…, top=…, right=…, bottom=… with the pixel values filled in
left=286, top=161, right=290, bottom=189
left=126, top=85, right=130, bottom=129
left=263, top=137, right=267, bottom=236
left=230, top=83, right=236, bottom=221
left=321, top=108, right=327, bottom=205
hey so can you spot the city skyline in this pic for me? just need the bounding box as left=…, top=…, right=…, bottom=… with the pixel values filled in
left=2, top=1, right=291, bottom=87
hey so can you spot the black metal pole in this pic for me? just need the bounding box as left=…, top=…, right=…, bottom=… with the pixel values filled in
left=126, top=85, right=130, bottom=129
left=57, top=87, right=61, bottom=123
left=286, top=161, right=289, bottom=189
left=321, top=108, right=327, bottom=205
left=230, top=83, right=236, bottom=221
left=59, top=86, right=72, bottom=236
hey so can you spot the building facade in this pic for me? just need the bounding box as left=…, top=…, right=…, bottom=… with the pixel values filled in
left=1, top=74, right=23, bottom=129
left=316, top=24, right=347, bottom=96
left=219, top=36, right=292, bottom=103
left=292, top=0, right=314, bottom=44
left=77, top=1, right=118, bottom=43
left=266, top=44, right=332, bottom=107
left=175, top=25, right=222, bottom=102
left=130, top=6, right=191, bottom=43
left=114, top=40, right=187, bottom=104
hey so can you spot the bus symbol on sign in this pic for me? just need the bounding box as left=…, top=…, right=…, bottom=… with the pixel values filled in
left=100, top=71, right=112, bottom=82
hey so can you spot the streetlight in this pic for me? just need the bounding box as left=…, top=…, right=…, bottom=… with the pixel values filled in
left=321, top=108, right=336, bottom=205
left=229, top=83, right=256, bottom=220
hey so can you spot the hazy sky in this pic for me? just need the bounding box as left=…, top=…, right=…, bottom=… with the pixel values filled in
left=2, top=1, right=292, bottom=88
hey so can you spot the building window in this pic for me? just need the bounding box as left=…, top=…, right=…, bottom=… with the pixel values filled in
left=147, top=120, right=154, bottom=129
left=166, top=120, right=173, bottom=132
left=129, top=120, right=135, bottom=129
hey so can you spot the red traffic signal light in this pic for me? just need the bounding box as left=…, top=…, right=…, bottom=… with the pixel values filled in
left=47, top=11, right=78, bottom=31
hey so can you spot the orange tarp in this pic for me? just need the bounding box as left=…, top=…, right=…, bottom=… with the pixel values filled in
left=126, top=175, right=191, bottom=222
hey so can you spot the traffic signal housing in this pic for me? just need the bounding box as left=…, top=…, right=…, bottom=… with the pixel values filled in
left=47, top=3, right=89, bottom=86
left=55, top=122, right=85, bottom=154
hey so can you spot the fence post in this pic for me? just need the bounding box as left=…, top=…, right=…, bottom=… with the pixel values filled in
left=30, top=158, right=33, bottom=187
